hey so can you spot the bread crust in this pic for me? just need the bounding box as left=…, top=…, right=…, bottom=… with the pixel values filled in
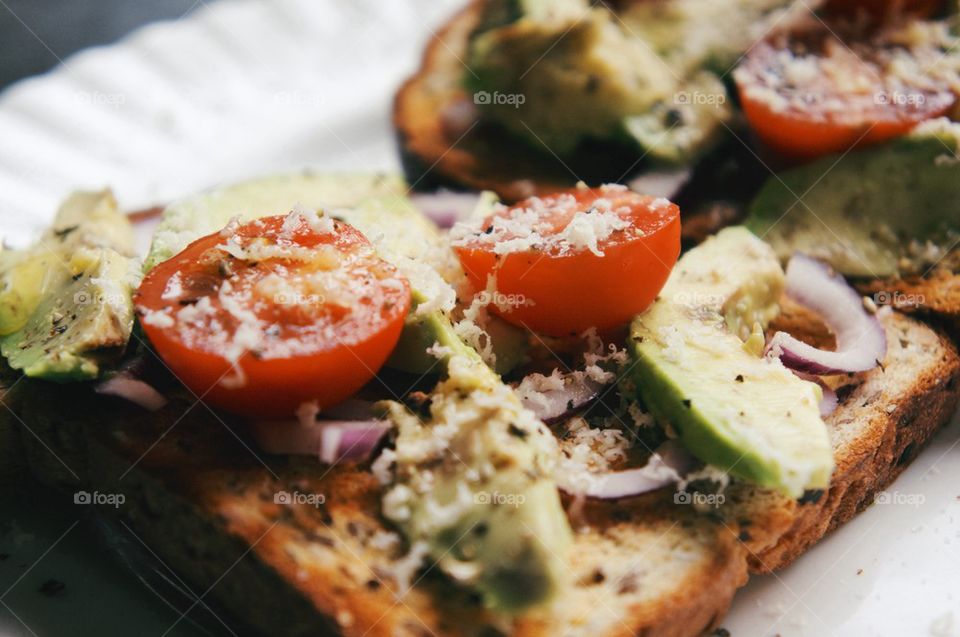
left=857, top=269, right=960, bottom=339
left=395, top=1, right=568, bottom=201
left=750, top=303, right=960, bottom=571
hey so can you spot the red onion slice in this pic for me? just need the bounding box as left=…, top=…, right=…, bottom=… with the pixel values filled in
left=249, top=419, right=389, bottom=464
left=558, top=440, right=698, bottom=499
left=411, top=191, right=481, bottom=229
left=517, top=371, right=606, bottom=424
left=767, top=254, right=886, bottom=375
left=819, top=385, right=838, bottom=417
left=95, top=376, right=168, bottom=411
left=626, top=167, right=691, bottom=200
left=318, top=422, right=391, bottom=464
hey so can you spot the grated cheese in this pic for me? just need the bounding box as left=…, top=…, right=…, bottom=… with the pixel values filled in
left=449, top=184, right=642, bottom=258
left=141, top=308, right=175, bottom=328
left=279, top=204, right=336, bottom=238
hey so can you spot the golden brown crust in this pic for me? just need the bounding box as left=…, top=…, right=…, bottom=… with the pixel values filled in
left=857, top=268, right=960, bottom=337
left=394, top=1, right=577, bottom=202
left=749, top=302, right=960, bottom=571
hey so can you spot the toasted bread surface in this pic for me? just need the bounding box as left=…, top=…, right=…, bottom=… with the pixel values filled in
left=732, top=302, right=960, bottom=571
left=858, top=268, right=960, bottom=336
left=8, top=310, right=960, bottom=636
left=394, top=2, right=776, bottom=244
left=395, top=1, right=577, bottom=202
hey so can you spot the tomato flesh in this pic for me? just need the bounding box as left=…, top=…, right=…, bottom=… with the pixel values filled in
left=735, top=29, right=956, bottom=161
left=453, top=186, right=681, bottom=337
left=135, top=212, right=411, bottom=418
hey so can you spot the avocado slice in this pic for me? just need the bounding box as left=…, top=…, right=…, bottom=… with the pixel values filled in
left=626, top=227, right=833, bottom=497
left=469, top=2, right=679, bottom=156
left=1, top=248, right=138, bottom=380
left=381, top=325, right=572, bottom=613
left=0, top=191, right=138, bottom=380
left=623, top=70, right=733, bottom=164
left=0, top=190, right=134, bottom=336
left=144, top=173, right=434, bottom=270
left=747, top=118, right=960, bottom=277
left=617, top=0, right=806, bottom=75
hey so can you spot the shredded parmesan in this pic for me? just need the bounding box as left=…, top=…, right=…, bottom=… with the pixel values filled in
left=140, top=308, right=175, bottom=328
left=279, top=204, right=336, bottom=238
left=449, top=184, right=643, bottom=258
left=555, top=417, right=633, bottom=494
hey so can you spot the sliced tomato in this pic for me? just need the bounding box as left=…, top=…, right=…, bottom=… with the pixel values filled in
left=135, top=212, right=411, bottom=419
left=734, top=29, right=956, bottom=161
left=453, top=186, right=680, bottom=337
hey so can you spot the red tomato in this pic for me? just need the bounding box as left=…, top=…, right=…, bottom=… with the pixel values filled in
left=135, top=213, right=411, bottom=418
left=453, top=186, right=681, bottom=337
left=734, top=32, right=956, bottom=161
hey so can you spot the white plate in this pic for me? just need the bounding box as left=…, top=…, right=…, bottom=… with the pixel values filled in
left=0, top=1, right=958, bottom=636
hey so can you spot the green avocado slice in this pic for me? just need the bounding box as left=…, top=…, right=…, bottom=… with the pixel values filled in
left=626, top=227, right=833, bottom=497
left=1, top=248, right=137, bottom=380
left=0, top=191, right=138, bottom=380
left=747, top=118, right=960, bottom=277
left=381, top=332, right=572, bottom=614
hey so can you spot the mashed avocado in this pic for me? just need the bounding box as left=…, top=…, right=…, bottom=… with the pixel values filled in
left=380, top=330, right=572, bottom=613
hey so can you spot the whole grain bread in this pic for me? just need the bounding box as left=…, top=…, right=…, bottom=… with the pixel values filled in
left=7, top=307, right=958, bottom=637
left=394, top=1, right=795, bottom=243
left=858, top=268, right=960, bottom=337
left=394, top=1, right=579, bottom=203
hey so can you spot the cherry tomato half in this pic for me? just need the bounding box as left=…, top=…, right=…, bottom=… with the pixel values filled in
left=453, top=186, right=681, bottom=337
left=135, top=212, right=411, bottom=419
left=734, top=30, right=956, bottom=161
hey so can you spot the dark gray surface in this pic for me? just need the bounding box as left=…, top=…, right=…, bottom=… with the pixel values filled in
left=0, top=0, right=202, bottom=90
left=0, top=487, right=206, bottom=637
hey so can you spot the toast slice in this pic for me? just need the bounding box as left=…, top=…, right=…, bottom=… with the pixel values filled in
left=7, top=307, right=959, bottom=637
left=394, top=2, right=784, bottom=243
left=394, top=1, right=577, bottom=202
left=858, top=268, right=960, bottom=338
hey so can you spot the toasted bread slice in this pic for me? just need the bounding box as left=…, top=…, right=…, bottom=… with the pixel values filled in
left=858, top=268, right=960, bottom=337
left=7, top=307, right=958, bottom=637
left=395, top=2, right=781, bottom=243
left=394, top=1, right=578, bottom=202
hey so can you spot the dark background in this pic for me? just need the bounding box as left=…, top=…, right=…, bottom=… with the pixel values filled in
left=0, top=0, right=201, bottom=90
